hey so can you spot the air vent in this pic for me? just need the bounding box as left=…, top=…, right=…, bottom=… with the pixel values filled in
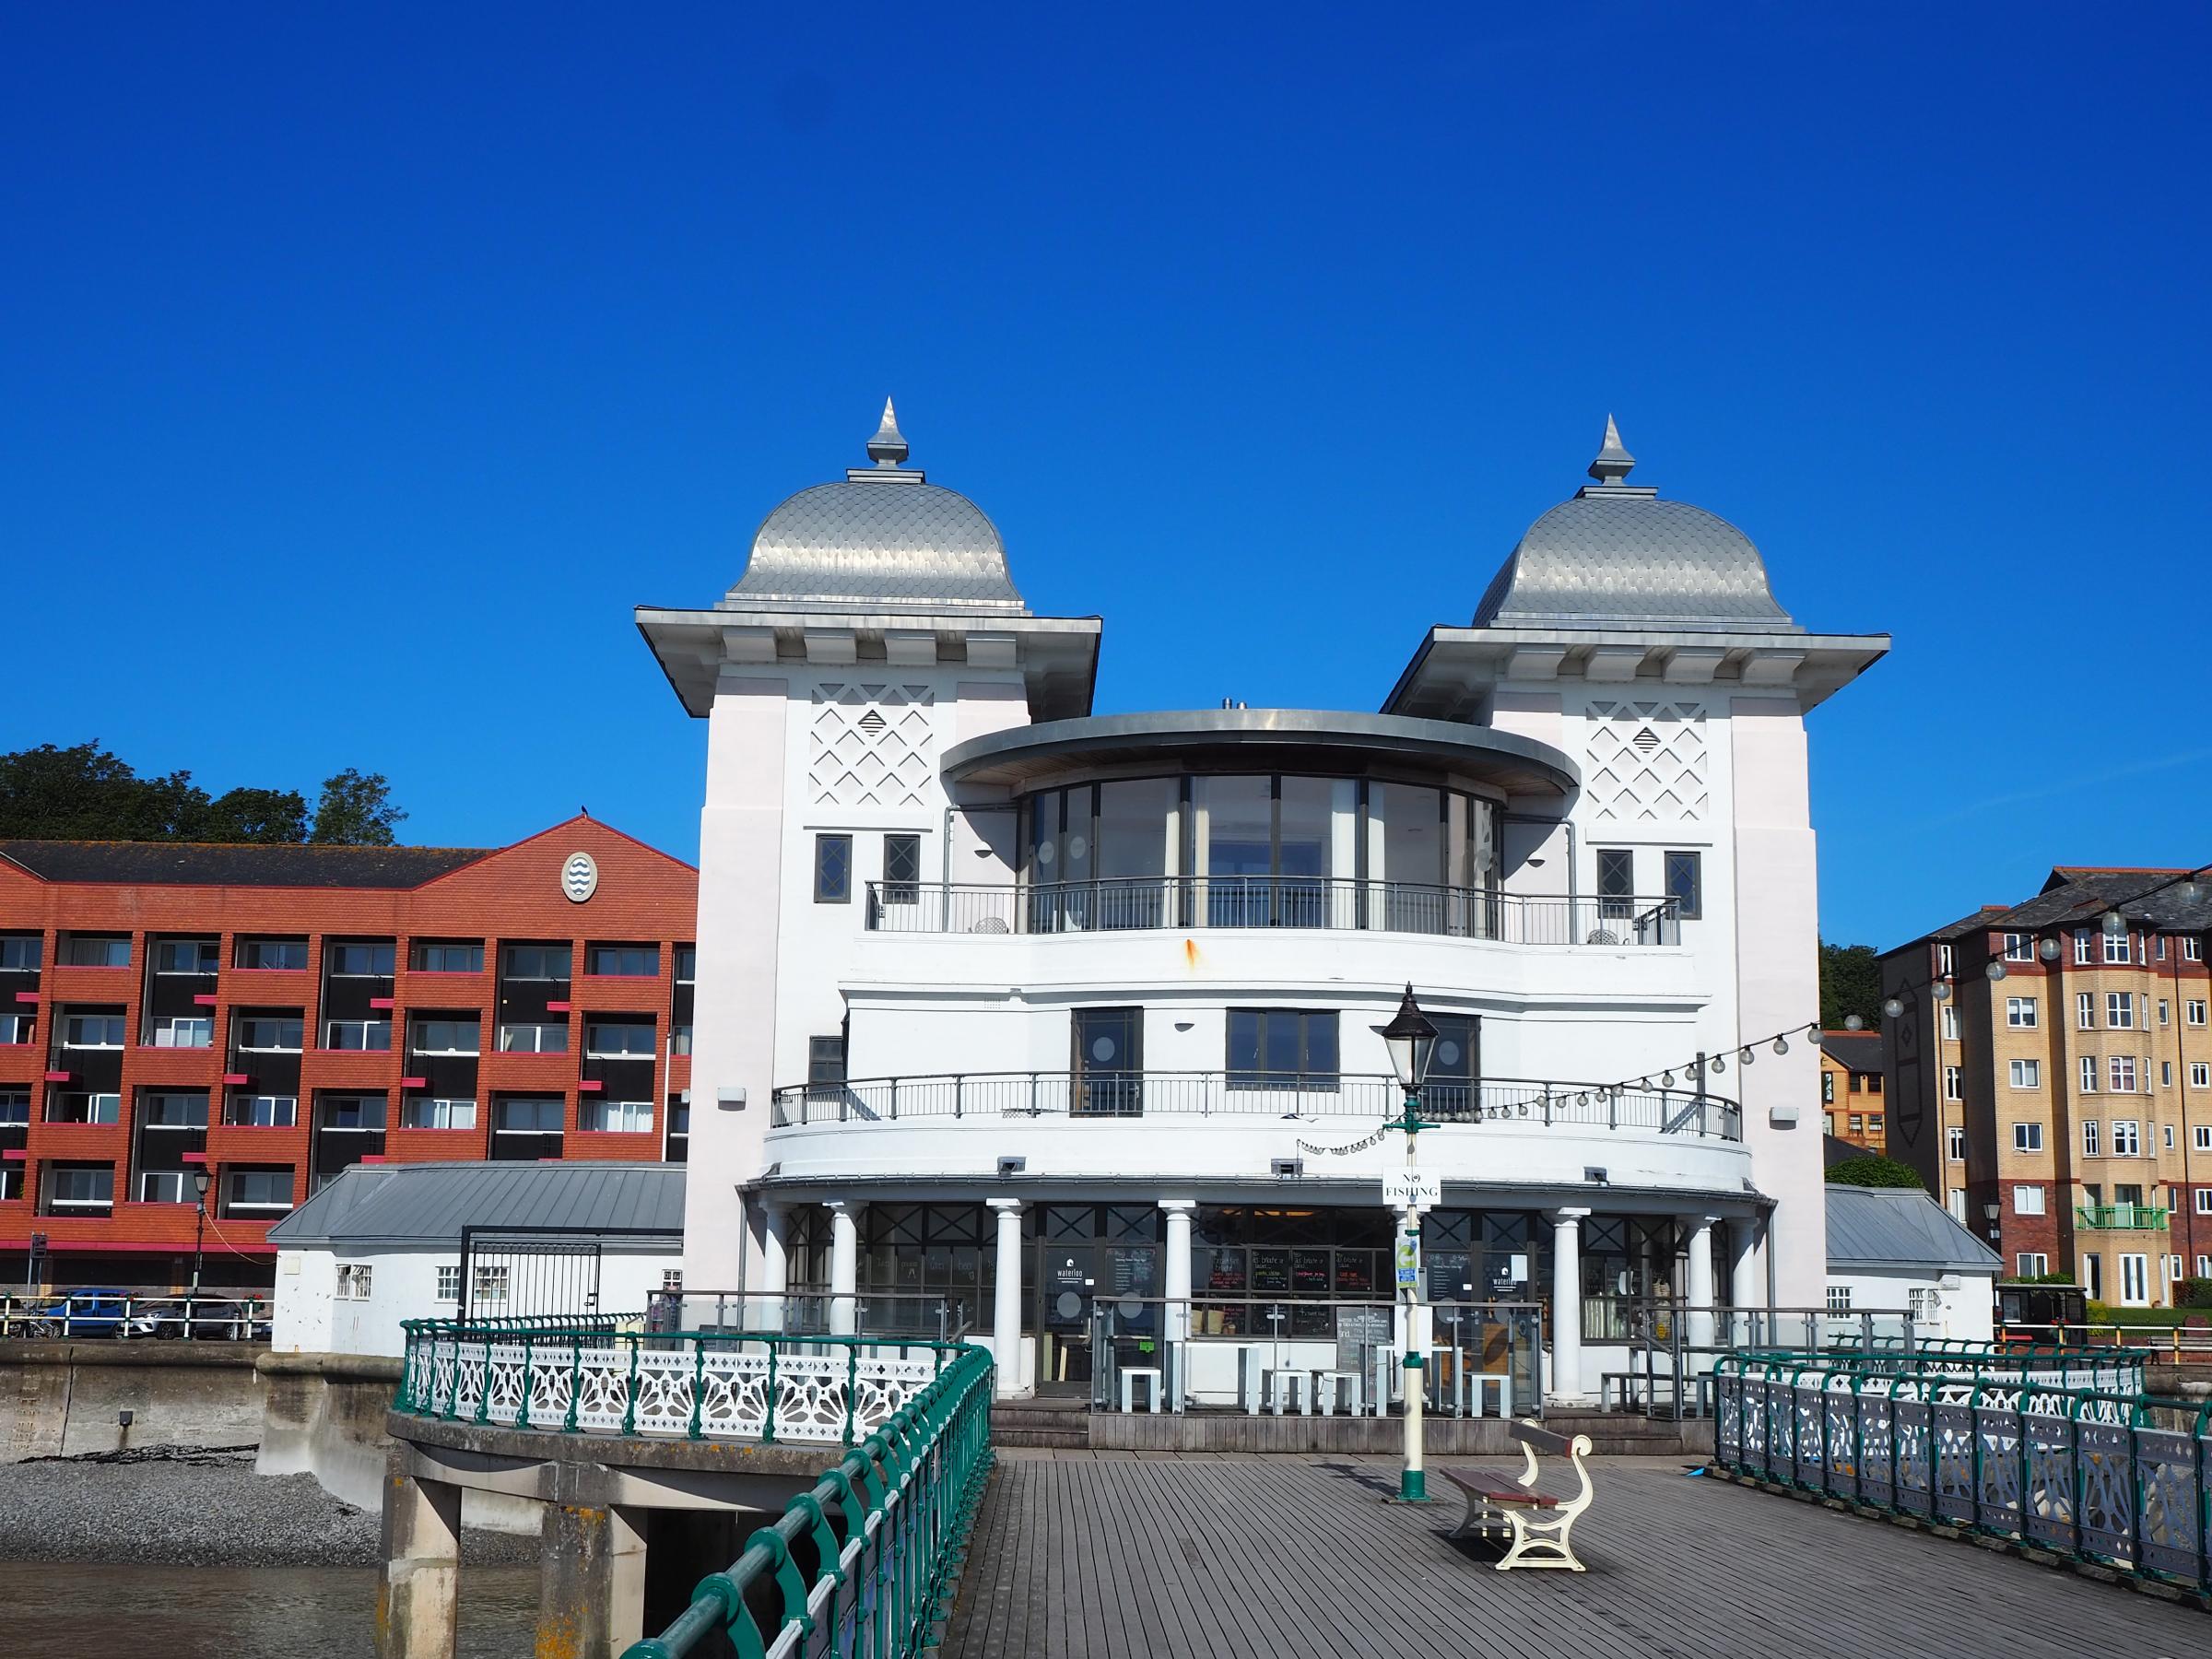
left=858, top=709, right=888, bottom=737
left=1631, top=726, right=1660, bottom=757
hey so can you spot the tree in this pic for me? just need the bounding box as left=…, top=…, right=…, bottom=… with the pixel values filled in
left=1819, top=941, right=1882, bottom=1030
left=1825, top=1154, right=1926, bottom=1190
left=311, top=769, right=407, bottom=846
left=0, top=742, right=209, bottom=840
left=191, top=786, right=309, bottom=844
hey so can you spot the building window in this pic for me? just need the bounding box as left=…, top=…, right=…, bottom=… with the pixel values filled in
left=2079, top=1056, right=2099, bottom=1094
left=1943, top=1065, right=1963, bottom=1102
left=412, top=1018, right=483, bottom=1055
left=501, top=944, right=571, bottom=981
left=493, top=1097, right=563, bottom=1133
left=2072, top=930, right=2092, bottom=965
left=2198, top=1191, right=2212, bottom=1217
left=1866, top=1073, right=1884, bottom=1096
left=135, top=1171, right=193, bottom=1203
left=2013, top=1185, right=2044, bottom=1216
left=236, top=1017, right=304, bottom=1053
left=335, top=1263, right=373, bottom=1300
left=1849, top=1073, right=1865, bottom=1095
left=674, top=946, right=696, bottom=984
left=153, top=939, right=219, bottom=974
left=1595, top=849, right=1634, bottom=917
left=2190, top=1000, right=2208, bottom=1027
left=41, top=1163, right=114, bottom=1213
left=229, top=1095, right=299, bottom=1127
left=413, top=941, right=484, bottom=972
left=436, top=1265, right=462, bottom=1301
left=150, top=1015, right=214, bottom=1049
left=1939, top=943, right=1956, bottom=975
left=1941, top=1006, right=1960, bottom=1041
left=318, top=1095, right=384, bottom=1130
left=2008, top=1059, right=2041, bottom=1089
left=62, top=935, right=132, bottom=968
left=2013, top=1122, right=2043, bottom=1153
left=2017, top=1253, right=2048, bottom=1278
left=2159, top=999, right=2171, bottom=1027
left=670, top=1024, right=693, bottom=1056
left=496, top=1022, right=566, bottom=1053
left=1823, top=1110, right=1836, bottom=1135
left=1227, top=1008, right=1340, bottom=1089
left=1826, top=1285, right=1852, bottom=1312
left=2105, top=933, right=2133, bottom=965
left=1848, top=1112, right=1865, bottom=1134
left=2006, top=996, right=2037, bottom=1030
left=1947, top=1189, right=1966, bottom=1222
left=0, top=935, right=43, bottom=971
left=2164, top=1123, right=2175, bottom=1148
left=62, top=1013, right=126, bottom=1048
left=237, top=938, right=308, bottom=971
left=1867, top=1112, right=1884, bottom=1135
left=2112, top=1120, right=2142, bottom=1156
left=2108, top=992, right=2136, bottom=1030
left=2077, top=993, right=2095, bottom=1030
left=582, top=1099, right=653, bottom=1133
left=400, top=1097, right=476, bottom=1130
left=2111, top=1055, right=2138, bottom=1093
left=473, top=1265, right=510, bottom=1305
left=0, top=1012, right=31, bottom=1045
left=1947, top=1125, right=1966, bottom=1161
left=1821, top=1070, right=1835, bottom=1105
left=885, top=833, right=923, bottom=904
left=328, top=942, right=395, bottom=977
left=0, top=1090, right=29, bottom=1126
left=585, top=945, right=658, bottom=977
left=2002, top=933, right=2034, bottom=962
left=48, top=1092, right=122, bottom=1124
left=583, top=1021, right=655, bottom=1057
left=2161, top=1061, right=2173, bottom=1088
left=324, top=1019, right=392, bottom=1052
left=807, top=1035, right=847, bottom=1090
left=2194, top=1065, right=2211, bottom=1091
left=2084, top=1119, right=2101, bottom=1156
left=1663, top=851, right=1702, bottom=920
left=2185, top=937, right=2204, bottom=962
left=815, top=834, right=853, bottom=903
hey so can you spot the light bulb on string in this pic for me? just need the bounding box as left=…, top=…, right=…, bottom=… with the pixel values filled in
left=1845, top=1014, right=1865, bottom=1030
left=1986, top=960, right=2007, bottom=982
left=1771, top=1036, right=1789, bottom=1056
left=1881, top=998, right=1903, bottom=1020
left=1712, top=1053, right=1727, bottom=1074
left=2039, top=937, right=2061, bottom=961
left=1661, top=1071, right=1675, bottom=1088
left=1739, top=1046, right=1755, bottom=1065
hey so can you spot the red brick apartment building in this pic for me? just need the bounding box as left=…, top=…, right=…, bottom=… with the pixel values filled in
left=0, top=816, right=696, bottom=1288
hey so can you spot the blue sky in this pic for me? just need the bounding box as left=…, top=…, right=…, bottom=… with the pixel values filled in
left=4, top=6, right=2205, bottom=950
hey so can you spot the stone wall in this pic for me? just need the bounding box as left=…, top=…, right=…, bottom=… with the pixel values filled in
left=0, top=1339, right=265, bottom=1460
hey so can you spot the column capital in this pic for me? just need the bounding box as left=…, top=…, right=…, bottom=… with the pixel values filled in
left=1157, top=1198, right=1199, bottom=1216
left=1551, top=1206, right=1593, bottom=1223
left=1688, top=1213, right=1722, bottom=1231
left=986, top=1196, right=1025, bottom=1215
left=823, top=1198, right=864, bottom=1218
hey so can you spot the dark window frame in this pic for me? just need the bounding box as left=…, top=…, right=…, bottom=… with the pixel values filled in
left=1225, top=1007, right=1339, bottom=1091
left=1663, top=850, right=1702, bottom=920
left=884, top=833, right=923, bottom=904
left=815, top=834, right=854, bottom=904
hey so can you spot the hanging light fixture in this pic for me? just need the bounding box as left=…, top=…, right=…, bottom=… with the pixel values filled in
left=1661, top=1070, right=1675, bottom=1088
left=1881, top=997, right=1904, bottom=1019
left=1843, top=1014, right=1865, bottom=1030
left=1739, top=1046, right=1755, bottom=1065
left=1771, top=1035, right=1789, bottom=1055
left=2039, top=936, right=2061, bottom=961
left=2102, top=908, right=2126, bottom=936
left=1932, top=982, right=1951, bottom=1000
left=2181, top=878, right=2201, bottom=903
left=1986, top=960, right=2008, bottom=981
left=1711, top=1054, right=1726, bottom=1074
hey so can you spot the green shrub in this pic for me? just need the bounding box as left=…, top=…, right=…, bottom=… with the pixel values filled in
left=1823, top=1155, right=1926, bottom=1190
left=2179, top=1277, right=2212, bottom=1310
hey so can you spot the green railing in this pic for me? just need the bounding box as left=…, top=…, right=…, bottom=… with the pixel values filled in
left=1713, top=1350, right=2212, bottom=1593
left=2076, top=1204, right=2171, bottom=1230
left=622, top=1341, right=994, bottom=1659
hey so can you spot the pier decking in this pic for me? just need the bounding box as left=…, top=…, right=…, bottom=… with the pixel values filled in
left=946, top=1452, right=2209, bottom=1659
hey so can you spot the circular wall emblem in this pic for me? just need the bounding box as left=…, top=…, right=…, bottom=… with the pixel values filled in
left=560, top=852, right=599, bottom=903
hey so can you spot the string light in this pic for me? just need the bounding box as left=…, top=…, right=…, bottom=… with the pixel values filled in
left=1771, top=1036, right=1789, bottom=1056
left=1577, top=1017, right=1832, bottom=1100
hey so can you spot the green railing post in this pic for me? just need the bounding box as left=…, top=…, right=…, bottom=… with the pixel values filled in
left=844, top=1341, right=861, bottom=1446
left=519, top=1336, right=534, bottom=1430
left=622, top=1335, right=641, bottom=1436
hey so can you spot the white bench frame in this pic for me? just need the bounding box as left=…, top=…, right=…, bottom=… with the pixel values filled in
left=1445, top=1420, right=1596, bottom=1571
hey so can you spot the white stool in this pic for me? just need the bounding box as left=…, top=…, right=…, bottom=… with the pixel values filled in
left=1312, top=1369, right=1363, bottom=1417
left=1473, top=1372, right=1512, bottom=1418
left=1119, top=1366, right=1164, bottom=1413
left=1265, top=1368, right=1309, bottom=1416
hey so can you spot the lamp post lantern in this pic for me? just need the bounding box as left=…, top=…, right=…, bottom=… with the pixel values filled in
left=190, top=1166, right=212, bottom=1339
left=1375, top=984, right=1438, bottom=1503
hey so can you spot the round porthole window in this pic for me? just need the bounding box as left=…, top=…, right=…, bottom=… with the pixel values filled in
left=1037, top=842, right=1056, bottom=865
left=1067, top=834, right=1088, bottom=859
left=1055, top=1291, right=1084, bottom=1319
left=1090, top=1036, right=1118, bottom=1063
left=1436, top=1040, right=1462, bottom=1068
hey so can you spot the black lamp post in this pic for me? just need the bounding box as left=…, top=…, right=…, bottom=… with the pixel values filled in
left=190, top=1165, right=211, bottom=1339
left=1373, top=984, right=1439, bottom=1501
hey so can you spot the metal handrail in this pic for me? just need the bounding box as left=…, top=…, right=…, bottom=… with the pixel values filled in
left=618, top=1341, right=994, bottom=1659
left=2074, top=1204, right=2171, bottom=1230
left=0, top=1289, right=275, bottom=1340
left=864, top=877, right=1683, bottom=945
left=771, top=1070, right=1743, bottom=1140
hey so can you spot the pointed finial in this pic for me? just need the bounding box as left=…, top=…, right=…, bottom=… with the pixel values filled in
left=1587, top=414, right=1635, bottom=484
left=865, top=397, right=910, bottom=466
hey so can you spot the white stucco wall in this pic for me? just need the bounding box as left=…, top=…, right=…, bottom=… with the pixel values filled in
left=1828, top=1266, right=1997, bottom=1345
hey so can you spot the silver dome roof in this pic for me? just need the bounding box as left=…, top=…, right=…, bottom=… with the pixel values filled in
left=1473, top=419, right=1798, bottom=633
left=724, top=400, right=1028, bottom=615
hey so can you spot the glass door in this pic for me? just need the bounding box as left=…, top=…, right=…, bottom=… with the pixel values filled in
left=1073, top=1006, right=1142, bottom=1117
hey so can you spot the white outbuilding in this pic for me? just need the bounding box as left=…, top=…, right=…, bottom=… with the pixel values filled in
left=267, top=1160, right=684, bottom=1356
left=1825, top=1181, right=1999, bottom=1342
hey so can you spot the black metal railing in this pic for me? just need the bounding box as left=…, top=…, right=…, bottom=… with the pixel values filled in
left=771, top=1071, right=1741, bottom=1139
left=864, top=877, right=1681, bottom=945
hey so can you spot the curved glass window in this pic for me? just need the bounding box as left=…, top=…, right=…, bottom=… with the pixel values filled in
left=1018, top=774, right=1499, bottom=936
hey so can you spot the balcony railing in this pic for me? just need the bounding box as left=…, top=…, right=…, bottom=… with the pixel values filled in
left=2076, top=1204, right=2170, bottom=1230
left=864, top=877, right=1681, bottom=945
left=772, top=1070, right=1741, bottom=1140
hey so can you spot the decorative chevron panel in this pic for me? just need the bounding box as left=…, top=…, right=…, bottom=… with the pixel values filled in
left=1583, top=700, right=1708, bottom=822
left=809, top=683, right=935, bottom=807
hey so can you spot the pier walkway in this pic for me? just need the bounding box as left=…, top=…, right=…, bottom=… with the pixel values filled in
left=945, top=1452, right=2208, bottom=1659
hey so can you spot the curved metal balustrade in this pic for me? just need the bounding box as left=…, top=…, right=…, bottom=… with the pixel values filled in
left=394, top=1314, right=977, bottom=1448
left=865, top=877, right=1681, bottom=945
left=1712, top=1350, right=2212, bottom=1594
left=771, top=1071, right=1743, bottom=1141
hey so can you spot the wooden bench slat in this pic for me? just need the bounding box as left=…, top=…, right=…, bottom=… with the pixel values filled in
left=1442, top=1467, right=1560, bottom=1508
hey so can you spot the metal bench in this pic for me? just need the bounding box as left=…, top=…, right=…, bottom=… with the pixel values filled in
left=1442, top=1419, right=1596, bottom=1571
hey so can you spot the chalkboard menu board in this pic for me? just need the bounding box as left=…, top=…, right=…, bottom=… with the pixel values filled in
left=1335, top=1305, right=1392, bottom=1372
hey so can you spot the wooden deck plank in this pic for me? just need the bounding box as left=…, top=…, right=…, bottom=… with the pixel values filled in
left=943, top=1452, right=2211, bottom=1659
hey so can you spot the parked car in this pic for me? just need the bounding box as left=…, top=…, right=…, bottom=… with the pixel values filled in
left=21, top=1287, right=161, bottom=1339
left=147, top=1297, right=272, bottom=1342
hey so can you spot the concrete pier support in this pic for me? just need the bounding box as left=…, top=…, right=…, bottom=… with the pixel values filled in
left=376, top=1454, right=462, bottom=1659
left=536, top=1501, right=648, bottom=1659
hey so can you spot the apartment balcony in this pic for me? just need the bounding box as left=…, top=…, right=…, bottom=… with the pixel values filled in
left=863, top=879, right=1681, bottom=946
left=2076, top=1204, right=2170, bottom=1230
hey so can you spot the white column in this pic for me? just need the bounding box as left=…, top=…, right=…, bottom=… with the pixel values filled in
left=1730, top=1218, right=1763, bottom=1346
left=987, top=1198, right=1026, bottom=1398
left=827, top=1200, right=860, bottom=1336
left=759, top=1202, right=789, bottom=1332
left=1159, top=1200, right=1196, bottom=1342
left=1549, top=1208, right=1589, bottom=1405
left=1685, top=1215, right=1717, bottom=1353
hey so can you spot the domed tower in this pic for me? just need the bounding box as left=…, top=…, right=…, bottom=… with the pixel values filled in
left=1386, top=419, right=1888, bottom=1307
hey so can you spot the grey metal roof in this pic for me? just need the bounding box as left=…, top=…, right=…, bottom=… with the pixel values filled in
left=0, top=840, right=488, bottom=888
left=1471, top=422, right=1798, bottom=634
left=1827, top=1182, right=2000, bottom=1275
left=1818, top=1030, right=1886, bottom=1074
left=722, top=401, right=1028, bottom=615
left=266, top=1161, right=684, bottom=1251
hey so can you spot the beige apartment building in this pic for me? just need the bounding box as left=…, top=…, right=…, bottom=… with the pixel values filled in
left=1882, top=867, right=2212, bottom=1308
left=1819, top=1030, right=1887, bottom=1154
